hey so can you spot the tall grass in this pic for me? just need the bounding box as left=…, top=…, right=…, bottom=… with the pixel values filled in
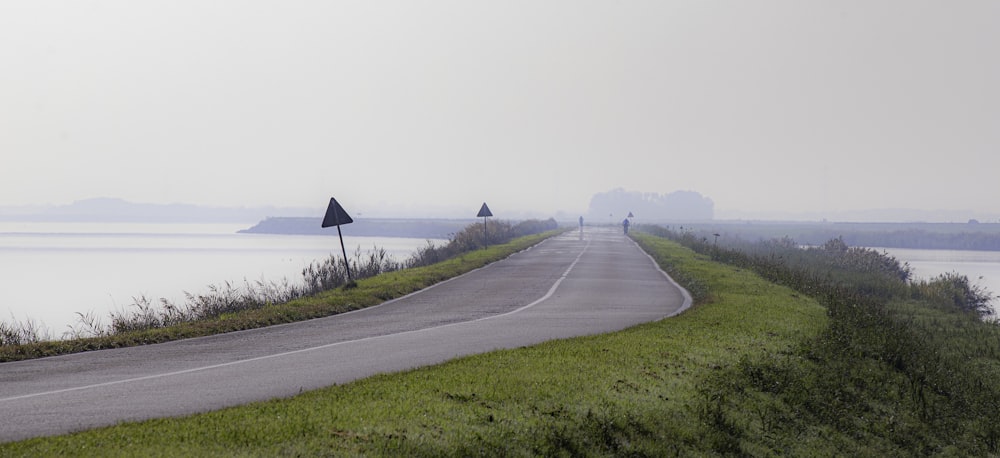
left=0, top=317, right=47, bottom=346
left=638, top=224, right=1000, bottom=455
left=63, top=247, right=401, bottom=339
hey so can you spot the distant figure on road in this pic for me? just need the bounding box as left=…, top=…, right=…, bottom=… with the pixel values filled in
left=622, top=218, right=630, bottom=235
left=579, top=216, right=584, bottom=229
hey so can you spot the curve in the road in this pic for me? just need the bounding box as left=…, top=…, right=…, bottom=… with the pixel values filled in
left=0, top=227, right=690, bottom=442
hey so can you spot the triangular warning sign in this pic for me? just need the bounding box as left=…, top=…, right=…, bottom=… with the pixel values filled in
left=321, top=197, right=354, bottom=227
left=477, top=202, right=493, bottom=218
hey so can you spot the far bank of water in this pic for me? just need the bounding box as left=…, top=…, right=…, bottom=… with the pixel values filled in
left=0, top=222, right=444, bottom=336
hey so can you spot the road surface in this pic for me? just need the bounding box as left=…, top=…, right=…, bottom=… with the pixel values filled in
left=0, top=227, right=690, bottom=442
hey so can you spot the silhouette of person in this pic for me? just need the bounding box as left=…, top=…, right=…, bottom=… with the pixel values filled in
left=622, top=218, right=630, bottom=235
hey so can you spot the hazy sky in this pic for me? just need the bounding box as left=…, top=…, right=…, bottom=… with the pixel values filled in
left=2, top=1, right=998, bottom=220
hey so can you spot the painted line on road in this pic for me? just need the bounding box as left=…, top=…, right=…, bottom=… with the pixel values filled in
left=0, top=236, right=592, bottom=404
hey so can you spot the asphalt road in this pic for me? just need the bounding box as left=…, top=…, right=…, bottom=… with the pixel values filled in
left=0, top=227, right=690, bottom=443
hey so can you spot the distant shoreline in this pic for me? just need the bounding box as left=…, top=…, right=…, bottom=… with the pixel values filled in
left=652, top=221, right=1000, bottom=252
left=238, top=217, right=479, bottom=240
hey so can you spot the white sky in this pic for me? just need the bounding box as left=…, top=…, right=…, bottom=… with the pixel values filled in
left=2, top=1, right=998, bottom=219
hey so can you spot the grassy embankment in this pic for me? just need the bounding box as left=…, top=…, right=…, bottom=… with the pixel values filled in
left=654, top=226, right=1000, bottom=455
left=6, top=226, right=1000, bottom=455
left=1, top=231, right=827, bottom=455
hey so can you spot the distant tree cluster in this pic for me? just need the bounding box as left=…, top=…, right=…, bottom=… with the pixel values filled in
left=586, top=188, right=713, bottom=222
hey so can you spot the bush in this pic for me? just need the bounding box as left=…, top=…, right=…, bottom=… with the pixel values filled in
left=912, top=271, right=995, bottom=318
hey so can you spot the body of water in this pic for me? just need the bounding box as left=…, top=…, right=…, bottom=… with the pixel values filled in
left=0, top=222, right=443, bottom=336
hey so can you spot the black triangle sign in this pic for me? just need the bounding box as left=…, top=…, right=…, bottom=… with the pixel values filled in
left=477, top=202, right=493, bottom=218
left=321, top=197, right=354, bottom=228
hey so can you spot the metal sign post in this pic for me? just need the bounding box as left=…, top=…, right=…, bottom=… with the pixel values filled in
left=321, top=197, right=355, bottom=281
left=477, top=202, right=493, bottom=249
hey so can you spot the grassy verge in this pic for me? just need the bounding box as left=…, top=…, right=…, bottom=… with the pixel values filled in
left=654, top=224, right=1000, bottom=455
left=0, top=230, right=562, bottom=363
left=1, top=233, right=828, bottom=455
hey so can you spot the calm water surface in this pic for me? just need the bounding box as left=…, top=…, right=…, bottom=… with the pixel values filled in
left=0, top=222, right=443, bottom=335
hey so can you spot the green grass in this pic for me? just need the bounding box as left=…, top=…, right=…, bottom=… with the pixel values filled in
left=1, top=233, right=828, bottom=455
left=653, top=225, right=1000, bottom=455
